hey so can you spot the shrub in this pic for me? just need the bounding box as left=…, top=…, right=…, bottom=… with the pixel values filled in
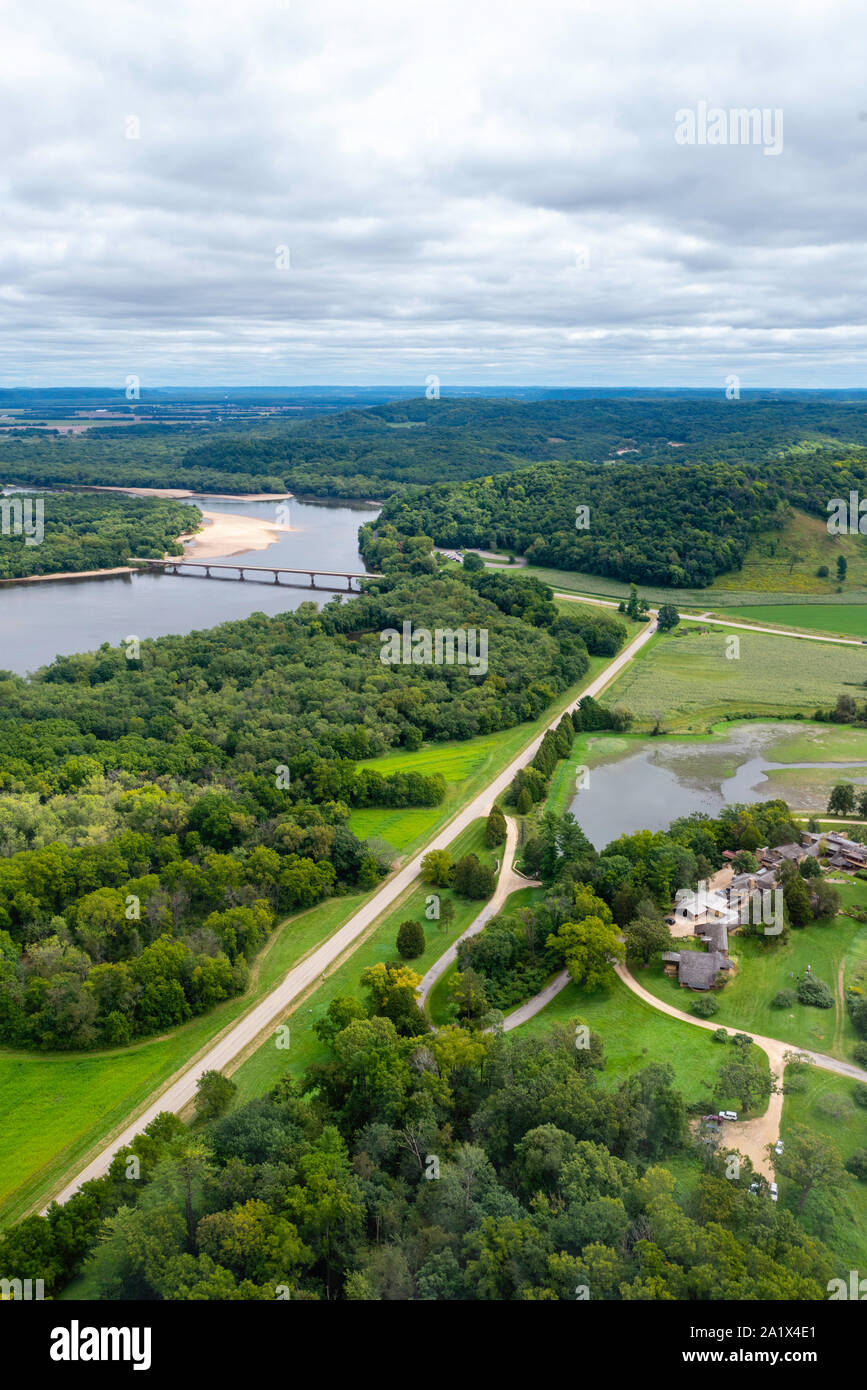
left=845, top=1149, right=867, bottom=1180
left=853, top=1084, right=867, bottom=1109
left=515, top=787, right=532, bottom=815
left=772, top=988, right=797, bottom=1009
left=797, top=976, right=834, bottom=1008
left=712, top=1028, right=730, bottom=1044
left=396, top=919, right=426, bottom=959
left=692, top=996, right=719, bottom=1018
left=854, top=1041, right=867, bottom=1067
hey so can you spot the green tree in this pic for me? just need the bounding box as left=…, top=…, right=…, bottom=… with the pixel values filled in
left=484, top=804, right=507, bottom=847
left=656, top=604, right=680, bottom=631
left=194, top=1069, right=237, bottom=1121
left=396, top=919, right=425, bottom=959
left=827, top=782, right=856, bottom=816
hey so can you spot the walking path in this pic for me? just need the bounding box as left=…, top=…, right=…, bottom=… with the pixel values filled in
left=499, top=955, right=867, bottom=1179
left=416, top=816, right=539, bottom=1007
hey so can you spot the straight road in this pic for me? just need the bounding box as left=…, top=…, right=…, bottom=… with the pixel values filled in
left=44, top=617, right=658, bottom=1210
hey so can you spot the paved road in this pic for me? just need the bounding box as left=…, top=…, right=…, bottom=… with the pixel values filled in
left=417, top=816, right=539, bottom=1007
left=43, top=618, right=659, bottom=1210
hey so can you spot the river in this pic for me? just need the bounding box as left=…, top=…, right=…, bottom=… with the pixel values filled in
left=0, top=496, right=380, bottom=677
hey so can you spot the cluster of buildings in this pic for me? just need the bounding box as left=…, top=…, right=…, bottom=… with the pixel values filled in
left=660, top=830, right=865, bottom=992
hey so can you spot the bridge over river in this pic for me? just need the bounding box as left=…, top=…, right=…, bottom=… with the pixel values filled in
left=133, top=558, right=384, bottom=591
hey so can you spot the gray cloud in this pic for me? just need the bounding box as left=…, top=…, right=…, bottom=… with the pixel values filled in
left=1, top=0, right=866, bottom=385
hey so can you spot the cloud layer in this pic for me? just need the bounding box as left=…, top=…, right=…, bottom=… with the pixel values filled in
left=2, top=0, right=866, bottom=386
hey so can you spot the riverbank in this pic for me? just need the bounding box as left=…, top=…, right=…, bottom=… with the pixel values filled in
left=0, top=566, right=137, bottom=587
left=66, top=484, right=293, bottom=502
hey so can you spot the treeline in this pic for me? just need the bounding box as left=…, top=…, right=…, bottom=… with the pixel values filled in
left=0, top=1020, right=834, bottom=1299
left=0, top=493, right=196, bottom=579
left=0, top=560, right=589, bottom=1051
left=6, top=395, right=867, bottom=505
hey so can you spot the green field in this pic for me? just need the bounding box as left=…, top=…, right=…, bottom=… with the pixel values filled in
left=516, top=507, right=867, bottom=611
left=602, top=626, right=866, bottom=730
left=638, top=887, right=867, bottom=1061
left=3, top=649, right=620, bottom=1226
left=230, top=820, right=497, bottom=1103
left=508, top=974, right=761, bottom=1113
left=0, top=890, right=371, bottom=1227
left=347, top=655, right=611, bottom=852
left=782, top=1067, right=867, bottom=1271
left=719, top=605, right=867, bottom=639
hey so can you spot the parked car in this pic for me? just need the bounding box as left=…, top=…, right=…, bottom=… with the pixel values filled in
left=774, top=1139, right=784, bottom=1155
left=718, top=1110, right=738, bottom=1121
left=749, top=1180, right=761, bottom=1194
left=769, top=1181, right=779, bottom=1201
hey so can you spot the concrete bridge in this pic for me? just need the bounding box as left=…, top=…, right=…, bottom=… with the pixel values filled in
left=133, top=559, right=383, bottom=591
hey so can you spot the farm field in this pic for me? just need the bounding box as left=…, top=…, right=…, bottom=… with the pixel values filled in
left=782, top=1068, right=867, bottom=1271
left=516, top=509, right=867, bottom=611
left=230, top=820, right=497, bottom=1103
left=0, top=889, right=371, bottom=1228
left=639, top=889, right=867, bottom=1061
left=602, top=626, right=867, bottom=729
left=718, top=604, right=867, bottom=639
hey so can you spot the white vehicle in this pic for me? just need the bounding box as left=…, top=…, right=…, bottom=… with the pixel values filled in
left=769, top=1181, right=779, bottom=1202
left=749, top=1180, right=761, bottom=1194
left=718, top=1110, right=738, bottom=1122
left=775, top=1140, right=784, bottom=1155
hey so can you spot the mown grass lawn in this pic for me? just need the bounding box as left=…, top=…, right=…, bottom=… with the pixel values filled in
left=602, top=625, right=866, bottom=730
left=0, top=890, right=371, bottom=1228
left=639, top=900, right=867, bottom=1061
left=508, top=974, right=760, bottom=1113
left=230, top=820, right=498, bottom=1103
left=782, top=1067, right=867, bottom=1271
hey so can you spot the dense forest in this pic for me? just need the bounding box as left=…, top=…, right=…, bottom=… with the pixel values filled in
left=6, top=395, right=867, bottom=506
left=0, top=552, right=592, bottom=1050
left=372, top=448, right=867, bottom=588
left=0, top=493, right=196, bottom=579
left=0, top=797, right=850, bottom=1302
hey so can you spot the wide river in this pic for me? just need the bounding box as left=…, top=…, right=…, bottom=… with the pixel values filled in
left=0, top=496, right=380, bottom=677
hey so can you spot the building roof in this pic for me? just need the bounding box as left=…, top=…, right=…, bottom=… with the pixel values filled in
left=696, top=921, right=729, bottom=953
left=678, top=950, right=729, bottom=990
left=661, top=951, right=681, bottom=963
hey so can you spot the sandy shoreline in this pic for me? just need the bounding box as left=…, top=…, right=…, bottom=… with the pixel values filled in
left=182, top=509, right=295, bottom=560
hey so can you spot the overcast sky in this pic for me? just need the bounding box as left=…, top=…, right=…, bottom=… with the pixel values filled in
left=2, top=0, right=866, bottom=387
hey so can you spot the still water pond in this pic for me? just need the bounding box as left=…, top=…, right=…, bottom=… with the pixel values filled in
left=570, top=722, right=867, bottom=848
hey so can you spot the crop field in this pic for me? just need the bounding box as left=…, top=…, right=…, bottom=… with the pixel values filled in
left=602, top=626, right=867, bottom=728
left=717, top=604, right=867, bottom=638
left=519, top=510, right=867, bottom=612
left=0, top=890, right=371, bottom=1227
